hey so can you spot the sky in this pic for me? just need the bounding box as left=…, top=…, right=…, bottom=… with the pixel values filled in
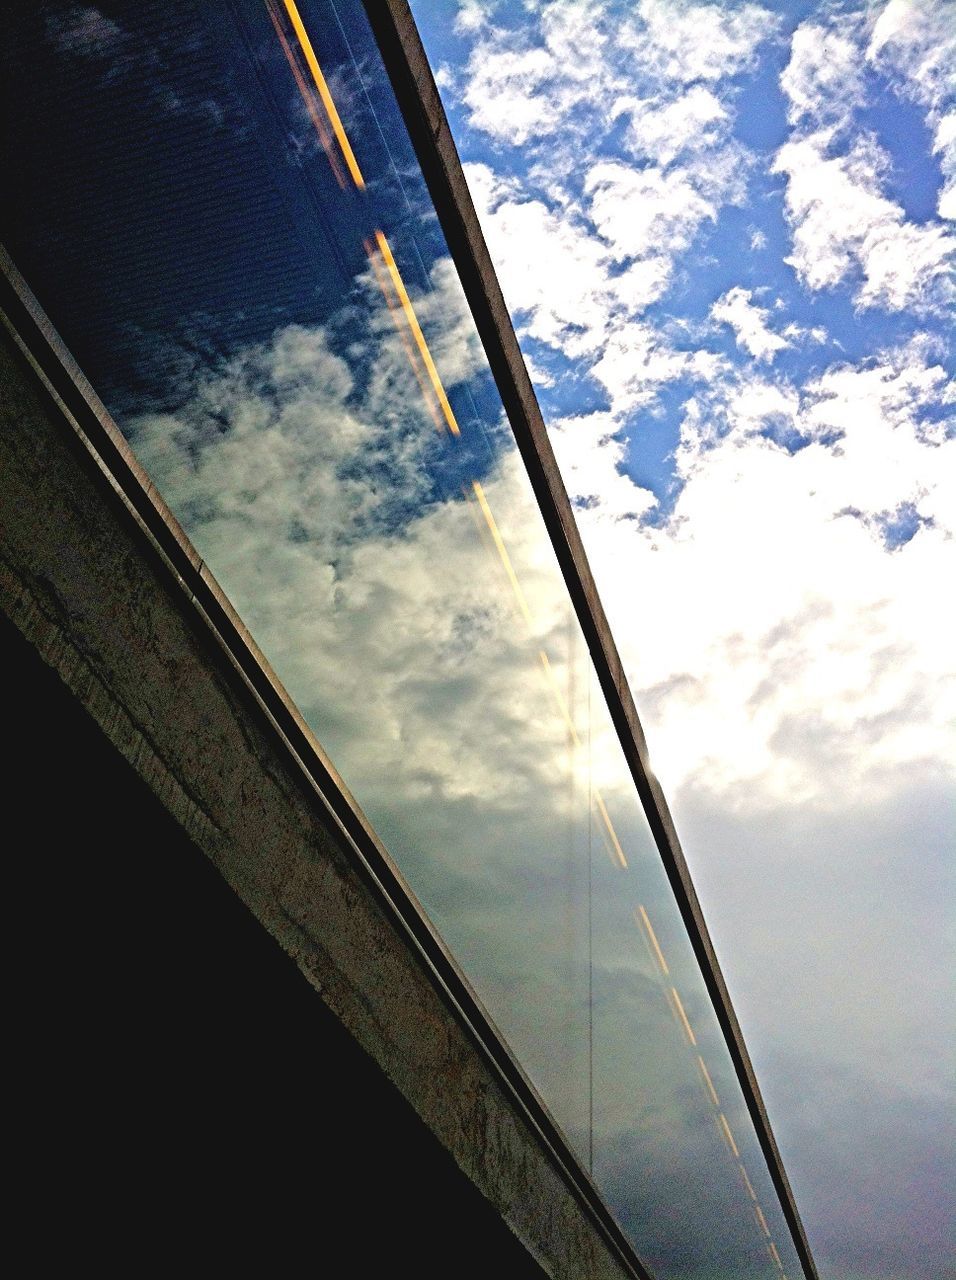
left=407, top=1, right=955, bottom=1276
left=3, top=1, right=954, bottom=1278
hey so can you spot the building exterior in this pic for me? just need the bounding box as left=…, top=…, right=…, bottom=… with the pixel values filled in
left=1, top=3, right=818, bottom=1277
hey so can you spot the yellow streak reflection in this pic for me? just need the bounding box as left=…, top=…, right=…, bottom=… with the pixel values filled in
left=595, top=793, right=628, bottom=868
left=282, top=0, right=365, bottom=189
left=537, top=652, right=627, bottom=869
left=754, top=1204, right=771, bottom=1237
left=665, top=987, right=686, bottom=1036
left=671, top=986, right=697, bottom=1046
left=472, top=481, right=533, bottom=627
left=718, top=1111, right=740, bottom=1159
left=696, top=1054, right=719, bottom=1107
left=365, top=238, right=444, bottom=433
left=376, top=231, right=460, bottom=435
left=637, top=904, right=669, bottom=976
left=739, top=1162, right=758, bottom=1202
left=769, top=1241, right=784, bottom=1271
left=267, top=0, right=347, bottom=188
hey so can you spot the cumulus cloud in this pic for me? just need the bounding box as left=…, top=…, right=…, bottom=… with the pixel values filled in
left=775, top=12, right=956, bottom=313
left=428, top=4, right=956, bottom=1272
left=710, top=286, right=792, bottom=361
left=562, top=337, right=956, bottom=809
left=452, top=0, right=777, bottom=380
left=773, top=128, right=955, bottom=312
left=868, top=0, right=956, bottom=221
left=780, top=19, right=867, bottom=129
left=617, top=0, right=777, bottom=88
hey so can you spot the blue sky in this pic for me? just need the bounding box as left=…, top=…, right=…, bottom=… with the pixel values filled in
left=408, top=2, right=955, bottom=1277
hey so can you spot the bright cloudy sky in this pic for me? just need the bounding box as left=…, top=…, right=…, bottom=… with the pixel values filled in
left=9, top=1, right=953, bottom=1277
left=409, top=2, right=954, bottom=1277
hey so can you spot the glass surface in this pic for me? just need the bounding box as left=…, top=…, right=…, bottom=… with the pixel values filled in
left=2, top=3, right=803, bottom=1275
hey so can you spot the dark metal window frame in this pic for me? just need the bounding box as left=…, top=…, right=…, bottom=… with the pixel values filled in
left=0, top=245, right=652, bottom=1280
left=361, top=5, right=819, bottom=1279
left=0, top=4, right=819, bottom=1276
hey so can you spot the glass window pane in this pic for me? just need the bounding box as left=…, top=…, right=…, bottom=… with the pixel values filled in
left=3, top=3, right=805, bottom=1275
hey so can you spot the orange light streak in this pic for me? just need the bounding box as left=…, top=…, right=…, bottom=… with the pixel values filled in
left=665, top=985, right=684, bottom=1032
left=472, top=481, right=533, bottom=627
left=283, top=0, right=365, bottom=188
left=365, top=238, right=444, bottom=433
left=595, top=793, right=628, bottom=868
left=754, top=1204, right=771, bottom=1237
left=671, top=986, right=697, bottom=1046
left=769, top=1241, right=784, bottom=1271
left=696, top=1054, right=719, bottom=1107
left=718, top=1111, right=740, bottom=1159
left=739, top=1163, right=758, bottom=1202
left=376, top=231, right=460, bottom=435
left=537, top=651, right=628, bottom=869
left=637, top=904, right=669, bottom=976
left=267, top=0, right=347, bottom=188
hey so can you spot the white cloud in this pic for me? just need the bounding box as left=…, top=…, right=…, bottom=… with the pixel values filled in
left=590, top=320, right=725, bottom=415
left=464, top=162, right=623, bottom=357
left=610, top=84, right=731, bottom=167
left=455, top=0, right=776, bottom=342
left=618, top=0, right=778, bottom=88
left=774, top=10, right=956, bottom=312
left=429, top=5, right=956, bottom=1263
left=710, top=286, right=791, bottom=361
left=868, top=0, right=956, bottom=222
left=780, top=19, right=867, bottom=128
left=585, top=159, right=722, bottom=263
left=773, top=128, right=956, bottom=312
left=554, top=338, right=956, bottom=809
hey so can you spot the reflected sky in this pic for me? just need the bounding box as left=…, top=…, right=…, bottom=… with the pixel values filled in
left=2, top=2, right=812, bottom=1276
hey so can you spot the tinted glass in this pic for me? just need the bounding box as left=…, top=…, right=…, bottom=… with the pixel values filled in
left=3, top=3, right=804, bottom=1276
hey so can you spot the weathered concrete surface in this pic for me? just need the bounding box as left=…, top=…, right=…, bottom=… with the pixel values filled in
left=0, top=320, right=638, bottom=1279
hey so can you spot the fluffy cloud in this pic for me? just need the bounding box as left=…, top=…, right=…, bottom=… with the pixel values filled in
left=775, top=12, right=956, bottom=312
left=710, top=287, right=791, bottom=361
left=420, top=4, right=956, bottom=1272
left=463, top=162, right=625, bottom=356
left=617, top=0, right=777, bottom=88
left=564, top=337, right=956, bottom=810
left=450, top=0, right=777, bottom=364
left=780, top=19, right=867, bottom=129
left=868, top=0, right=956, bottom=221
left=773, top=128, right=955, bottom=312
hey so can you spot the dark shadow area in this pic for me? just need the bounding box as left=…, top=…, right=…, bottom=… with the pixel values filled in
left=4, top=608, right=546, bottom=1276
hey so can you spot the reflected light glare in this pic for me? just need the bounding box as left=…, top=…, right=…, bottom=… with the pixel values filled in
left=375, top=231, right=461, bottom=435
left=282, top=0, right=365, bottom=188
left=718, top=1111, right=740, bottom=1159
left=471, top=480, right=534, bottom=628
left=537, top=650, right=629, bottom=869
left=739, top=1162, right=758, bottom=1202
left=671, top=986, right=698, bottom=1046
left=267, top=0, right=347, bottom=188
left=636, top=904, right=669, bottom=976
left=365, top=238, right=444, bottom=433
left=594, top=793, right=628, bottom=868
left=755, top=1204, right=771, bottom=1237
left=696, top=1053, right=720, bottom=1107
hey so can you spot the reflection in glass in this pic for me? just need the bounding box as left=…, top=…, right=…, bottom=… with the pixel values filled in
left=2, top=2, right=804, bottom=1275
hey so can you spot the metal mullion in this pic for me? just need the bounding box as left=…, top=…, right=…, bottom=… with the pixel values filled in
left=359, top=5, right=820, bottom=1279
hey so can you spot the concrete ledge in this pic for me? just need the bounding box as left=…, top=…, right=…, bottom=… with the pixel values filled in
left=1, top=307, right=639, bottom=1278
